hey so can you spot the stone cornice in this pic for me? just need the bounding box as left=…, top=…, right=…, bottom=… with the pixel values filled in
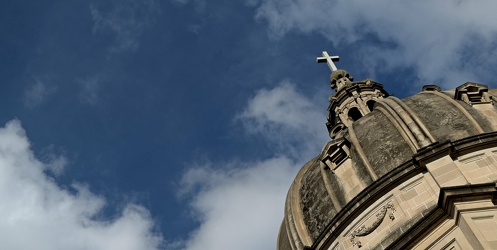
left=387, top=183, right=497, bottom=249
left=328, top=80, right=387, bottom=109
left=310, top=131, right=497, bottom=250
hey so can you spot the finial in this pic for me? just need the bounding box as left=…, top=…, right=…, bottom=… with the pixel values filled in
left=317, top=51, right=353, bottom=90
left=316, top=51, right=339, bottom=72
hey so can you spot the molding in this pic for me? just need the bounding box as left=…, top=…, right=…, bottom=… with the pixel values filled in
left=348, top=125, right=378, bottom=181
left=311, top=132, right=497, bottom=250
left=375, top=103, right=419, bottom=152
left=388, top=183, right=497, bottom=249
left=311, top=160, right=420, bottom=250
left=285, top=160, right=315, bottom=249
left=420, top=91, right=485, bottom=133
left=349, top=201, right=396, bottom=248
left=383, top=97, right=432, bottom=147
left=319, top=161, right=343, bottom=211
left=389, top=96, right=436, bottom=144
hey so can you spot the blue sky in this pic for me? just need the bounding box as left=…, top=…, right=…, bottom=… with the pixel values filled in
left=1, top=1, right=497, bottom=249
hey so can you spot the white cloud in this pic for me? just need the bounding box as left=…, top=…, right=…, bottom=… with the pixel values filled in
left=90, top=0, right=160, bottom=53
left=0, top=119, right=162, bottom=250
left=252, top=0, right=497, bottom=87
left=237, top=81, right=328, bottom=157
left=38, top=144, right=68, bottom=176
left=23, top=79, right=56, bottom=108
left=181, top=157, right=300, bottom=250
left=180, top=82, right=329, bottom=250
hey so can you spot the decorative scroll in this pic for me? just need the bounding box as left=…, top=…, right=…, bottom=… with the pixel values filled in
left=350, top=201, right=396, bottom=248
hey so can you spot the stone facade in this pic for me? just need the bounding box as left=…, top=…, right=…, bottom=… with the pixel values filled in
left=277, top=70, right=497, bottom=250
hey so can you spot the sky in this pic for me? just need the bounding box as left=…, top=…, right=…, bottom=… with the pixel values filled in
left=1, top=1, right=497, bottom=249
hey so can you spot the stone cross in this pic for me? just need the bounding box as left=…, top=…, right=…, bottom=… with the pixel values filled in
left=316, top=51, right=339, bottom=72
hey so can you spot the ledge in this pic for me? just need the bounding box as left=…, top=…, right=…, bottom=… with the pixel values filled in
left=388, top=183, right=497, bottom=249
left=310, top=132, right=497, bottom=250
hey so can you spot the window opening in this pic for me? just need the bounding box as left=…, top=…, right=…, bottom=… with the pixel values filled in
left=348, top=107, right=363, bottom=121
left=366, top=100, right=376, bottom=112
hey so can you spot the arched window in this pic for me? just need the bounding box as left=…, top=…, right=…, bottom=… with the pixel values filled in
left=366, top=100, right=376, bottom=112
left=348, top=107, right=363, bottom=122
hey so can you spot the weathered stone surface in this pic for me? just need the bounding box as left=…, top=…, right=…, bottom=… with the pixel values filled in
left=278, top=80, right=497, bottom=250
left=299, top=160, right=337, bottom=240
left=348, top=141, right=374, bottom=187
left=455, top=98, right=494, bottom=132
left=403, top=93, right=478, bottom=142
left=371, top=211, right=428, bottom=250
left=277, top=220, right=292, bottom=250
left=353, top=111, right=412, bottom=176
left=323, top=164, right=347, bottom=206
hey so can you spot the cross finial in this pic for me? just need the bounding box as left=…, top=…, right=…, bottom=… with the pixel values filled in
left=316, top=51, right=339, bottom=72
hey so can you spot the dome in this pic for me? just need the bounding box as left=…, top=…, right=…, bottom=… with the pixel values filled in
left=278, top=78, right=497, bottom=249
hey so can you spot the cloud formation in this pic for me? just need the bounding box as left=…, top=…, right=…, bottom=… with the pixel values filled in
left=180, top=82, right=328, bottom=250
left=181, top=157, right=299, bottom=250
left=252, top=0, right=497, bottom=87
left=23, top=79, right=56, bottom=108
left=0, top=120, right=162, bottom=250
left=237, top=82, right=328, bottom=156
left=90, top=0, right=160, bottom=53
left=37, top=144, right=68, bottom=176
left=170, top=0, right=206, bottom=13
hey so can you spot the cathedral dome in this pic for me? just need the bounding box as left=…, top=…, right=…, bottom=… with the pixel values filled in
left=278, top=76, right=497, bottom=250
